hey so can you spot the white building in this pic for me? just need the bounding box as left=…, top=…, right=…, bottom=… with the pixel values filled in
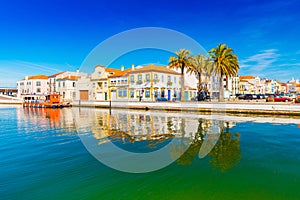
left=17, top=75, right=49, bottom=98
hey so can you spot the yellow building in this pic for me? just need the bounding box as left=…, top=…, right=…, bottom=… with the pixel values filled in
left=126, top=64, right=182, bottom=101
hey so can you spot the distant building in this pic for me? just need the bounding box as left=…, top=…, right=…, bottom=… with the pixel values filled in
left=0, top=87, right=18, bottom=97
left=75, top=64, right=196, bottom=101
left=17, top=75, right=49, bottom=98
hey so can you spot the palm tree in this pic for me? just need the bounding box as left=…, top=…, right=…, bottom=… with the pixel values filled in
left=168, top=49, right=192, bottom=101
left=208, top=44, right=239, bottom=102
left=188, top=54, right=213, bottom=100
left=208, top=122, right=241, bottom=172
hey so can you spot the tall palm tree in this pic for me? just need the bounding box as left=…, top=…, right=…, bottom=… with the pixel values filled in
left=168, top=49, right=192, bottom=101
left=208, top=122, right=241, bottom=172
left=188, top=54, right=213, bottom=100
left=208, top=44, right=239, bottom=102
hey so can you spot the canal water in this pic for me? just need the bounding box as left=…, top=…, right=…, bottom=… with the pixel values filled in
left=1, top=105, right=300, bottom=199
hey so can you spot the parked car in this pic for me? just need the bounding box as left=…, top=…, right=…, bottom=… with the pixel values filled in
left=274, top=96, right=292, bottom=102
left=295, top=95, right=300, bottom=103
left=156, top=97, right=168, bottom=102
left=256, top=94, right=266, bottom=99
left=266, top=94, right=274, bottom=102
left=237, top=94, right=245, bottom=100
left=191, top=92, right=210, bottom=101
left=239, top=94, right=253, bottom=100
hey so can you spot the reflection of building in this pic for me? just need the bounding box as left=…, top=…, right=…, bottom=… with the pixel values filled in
left=16, top=107, right=76, bottom=133
left=72, top=108, right=233, bottom=146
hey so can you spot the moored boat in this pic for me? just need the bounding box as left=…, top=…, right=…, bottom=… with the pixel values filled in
left=22, top=94, right=70, bottom=108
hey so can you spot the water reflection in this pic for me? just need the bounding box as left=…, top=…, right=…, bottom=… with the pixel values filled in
left=17, top=107, right=77, bottom=134
left=15, top=107, right=300, bottom=172
left=209, top=122, right=241, bottom=171
left=73, top=108, right=241, bottom=171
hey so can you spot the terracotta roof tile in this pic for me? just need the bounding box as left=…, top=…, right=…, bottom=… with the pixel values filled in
left=49, top=71, right=65, bottom=77
left=239, top=75, right=255, bottom=80
left=56, top=76, right=81, bottom=81
left=106, top=68, right=132, bottom=77
left=23, top=75, right=49, bottom=80
left=128, top=64, right=181, bottom=75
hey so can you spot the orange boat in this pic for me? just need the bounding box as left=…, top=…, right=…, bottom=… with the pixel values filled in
left=22, top=94, right=70, bottom=108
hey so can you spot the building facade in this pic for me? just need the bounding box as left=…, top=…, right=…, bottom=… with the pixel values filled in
left=17, top=75, right=49, bottom=98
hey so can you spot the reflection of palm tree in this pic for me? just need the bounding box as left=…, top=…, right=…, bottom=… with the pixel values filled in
left=208, top=122, right=242, bottom=172
left=175, top=120, right=241, bottom=171
left=175, top=119, right=206, bottom=165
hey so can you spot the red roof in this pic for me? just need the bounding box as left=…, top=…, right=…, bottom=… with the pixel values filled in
left=49, top=71, right=65, bottom=77
left=23, top=75, right=49, bottom=80
left=127, top=64, right=180, bottom=75
left=239, top=75, right=255, bottom=80
left=56, top=76, right=81, bottom=81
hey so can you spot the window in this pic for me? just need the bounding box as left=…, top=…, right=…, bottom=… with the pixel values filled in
left=168, top=76, right=171, bottom=82
left=118, top=89, right=127, bottom=97
left=130, top=90, right=134, bottom=98
left=130, top=75, right=134, bottom=83
left=174, top=77, right=176, bottom=83
left=104, top=82, right=107, bottom=87
left=20, top=82, right=24, bottom=86
left=138, top=74, right=142, bottom=81
left=63, top=82, right=65, bottom=87
left=161, top=75, right=164, bottom=82
left=146, top=74, right=150, bottom=81
left=145, top=90, right=150, bottom=98
left=73, top=82, right=76, bottom=87
left=58, top=82, right=61, bottom=87
left=37, top=88, right=41, bottom=93
left=154, top=74, right=158, bottom=80
left=36, top=81, right=41, bottom=86
left=27, top=81, right=31, bottom=85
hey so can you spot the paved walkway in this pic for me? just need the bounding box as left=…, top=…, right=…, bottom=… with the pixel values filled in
left=72, top=100, right=300, bottom=115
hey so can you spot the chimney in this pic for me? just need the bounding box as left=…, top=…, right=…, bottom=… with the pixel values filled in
left=132, top=63, right=135, bottom=71
left=121, top=65, right=124, bottom=71
left=25, top=76, right=28, bottom=80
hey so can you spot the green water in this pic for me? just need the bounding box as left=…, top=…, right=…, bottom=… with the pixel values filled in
left=1, top=106, right=300, bottom=199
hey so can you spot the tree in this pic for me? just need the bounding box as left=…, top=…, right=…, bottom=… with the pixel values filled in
left=208, top=122, right=242, bottom=172
left=208, top=44, right=239, bottom=102
left=188, top=54, right=213, bottom=100
left=168, top=49, right=192, bottom=101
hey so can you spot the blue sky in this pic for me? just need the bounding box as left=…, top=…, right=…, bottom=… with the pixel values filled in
left=0, top=0, right=300, bottom=86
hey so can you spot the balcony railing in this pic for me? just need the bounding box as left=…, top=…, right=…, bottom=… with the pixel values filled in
left=167, top=81, right=173, bottom=86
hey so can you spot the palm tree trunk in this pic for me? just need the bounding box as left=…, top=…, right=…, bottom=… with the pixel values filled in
left=198, top=72, right=202, bottom=100
left=180, top=71, right=185, bottom=101
left=219, top=75, right=225, bottom=102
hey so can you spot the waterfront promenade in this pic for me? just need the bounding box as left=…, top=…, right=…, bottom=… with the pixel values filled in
left=72, top=100, right=300, bottom=116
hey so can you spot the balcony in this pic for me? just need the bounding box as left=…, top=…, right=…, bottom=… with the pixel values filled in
left=167, top=81, right=173, bottom=86
left=136, top=80, right=143, bottom=85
